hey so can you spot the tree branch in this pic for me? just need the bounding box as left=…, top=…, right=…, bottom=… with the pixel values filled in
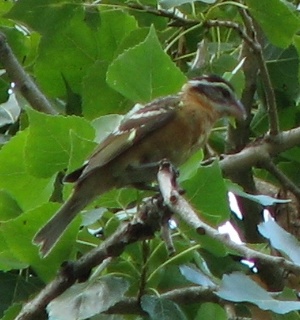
left=0, top=32, right=57, bottom=115
left=126, top=2, right=198, bottom=27
left=16, top=197, right=164, bottom=320
left=157, top=160, right=300, bottom=276
left=239, top=8, right=279, bottom=135
left=261, top=160, right=300, bottom=202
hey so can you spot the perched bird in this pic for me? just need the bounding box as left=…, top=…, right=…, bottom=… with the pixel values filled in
left=34, top=75, right=246, bottom=256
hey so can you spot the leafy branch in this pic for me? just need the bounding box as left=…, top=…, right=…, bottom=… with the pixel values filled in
left=0, top=32, right=57, bottom=115
left=16, top=161, right=300, bottom=319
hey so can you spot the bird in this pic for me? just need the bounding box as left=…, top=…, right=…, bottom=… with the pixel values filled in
left=34, top=75, right=246, bottom=256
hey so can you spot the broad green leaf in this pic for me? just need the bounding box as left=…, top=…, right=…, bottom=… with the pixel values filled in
left=34, top=9, right=137, bottom=98
left=34, top=6, right=98, bottom=97
left=0, top=251, right=28, bottom=272
left=82, top=60, right=127, bottom=119
left=1, top=303, right=22, bottom=320
left=107, top=26, right=186, bottom=102
left=246, top=0, right=300, bottom=48
left=258, top=219, right=300, bottom=265
left=0, top=190, right=22, bottom=221
left=0, top=25, right=33, bottom=64
left=5, top=0, right=78, bottom=35
left=0, top=203, right=81, bottom=282
left=68, top=130, right=96, bottom=174
left=96, top=10, right=137, bottom=62
left=179, top=264, right=215, bottom=287
left=182, top=161, right=230, bottom=224
left=83, top=5, right=100, bottom=32
left=115, top=27, right=151, bottom=57
left=266, top=45, right=300, bottom=105
left=179, top=149, right=203, bottom=182
left=141, top=295, right=187, bottom=320
left=217, top=272, right=300, bottom=314
left=0, top=130, right=54, bottom=210
left=81, top=11, right=138, bottom=118
left=195, top=303, right=227, bottom=320
left=47, top=276, right=129, bottom=320
left=25, top=108, right=94, bottom=178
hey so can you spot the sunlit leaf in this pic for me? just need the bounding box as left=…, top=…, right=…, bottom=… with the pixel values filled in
left=230, top=185, right=291, bottom=206
left=217, top=272, right=300, bottom=314
left=258, top=219, right=300, bottom=265
left=179, top=264, right=216, bottom=287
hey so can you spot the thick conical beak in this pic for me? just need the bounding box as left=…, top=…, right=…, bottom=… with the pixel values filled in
left=232, top=99, right=247, bottom=121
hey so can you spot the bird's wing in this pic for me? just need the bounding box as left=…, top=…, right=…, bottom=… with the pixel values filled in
left=65, top=96, right=179, bottom=182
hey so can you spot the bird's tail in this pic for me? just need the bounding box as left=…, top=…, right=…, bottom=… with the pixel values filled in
left=33, top=190, right=90, bottom=257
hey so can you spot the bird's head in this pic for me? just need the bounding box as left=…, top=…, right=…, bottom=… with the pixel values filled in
left=182, top=75, right=246, bottom=121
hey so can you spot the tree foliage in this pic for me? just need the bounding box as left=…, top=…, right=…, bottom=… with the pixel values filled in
left=1, top=0, right=300, bottom=319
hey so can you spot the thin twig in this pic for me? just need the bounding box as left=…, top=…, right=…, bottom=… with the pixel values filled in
left=126, top=2, right=198, bottom=27
left=0, top=32, right=57, bottom=115
left=204, top=19, right=259, bottom=52
left=261, top=160, right=300, bottom=202
left=239, top=8, right=279, bottom=135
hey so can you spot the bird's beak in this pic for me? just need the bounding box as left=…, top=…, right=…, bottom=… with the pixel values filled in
left=232, top=99, right=247, bottom=121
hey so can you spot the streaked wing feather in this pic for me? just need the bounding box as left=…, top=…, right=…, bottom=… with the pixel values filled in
left=78, top=97, right=178, bottom=179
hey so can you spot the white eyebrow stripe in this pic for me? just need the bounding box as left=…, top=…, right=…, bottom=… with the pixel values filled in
left=188, top=79, right=233, bottom=92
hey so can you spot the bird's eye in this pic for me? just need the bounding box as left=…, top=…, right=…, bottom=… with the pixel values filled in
left=220, top=88, right=231, bottom=99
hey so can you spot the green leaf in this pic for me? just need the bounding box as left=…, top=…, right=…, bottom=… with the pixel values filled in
left=81, top=11, right=138, bottom=118
left=68, top=130, right=96, bottom=174
left=0, top=190, right=22, bottom=221
left=82, top=60, right=127, bottom=119
left=141, top=295, right=187, bottom=320
left=182, top=161, right=230, bottom=224
left=0, top=203, right=81, bottom=282
left=195, top=303, right=227, bottom=320
left=179, top=264, right=215, bottom=287
left=179, top=149, right=203, bottom=182
left=246, top=0, right=300, bottom=48
left=107, top=26, right=186, bottom=102
left=217, top=272, right=300, bottom=314
left=25, top=108, right=94, bottom=178
left=0, top=130, right=54, bottom=210
left=1, top=303, right=22, bottom=320
left=258, top=219, right=300, bottom=265
left=5, top=0, right=78, bottom=35
left=266, top=45, right=300, bottom=104
left=47, top=276, right=129, bottom=320
left=34, top=6, right=98, bottom=97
